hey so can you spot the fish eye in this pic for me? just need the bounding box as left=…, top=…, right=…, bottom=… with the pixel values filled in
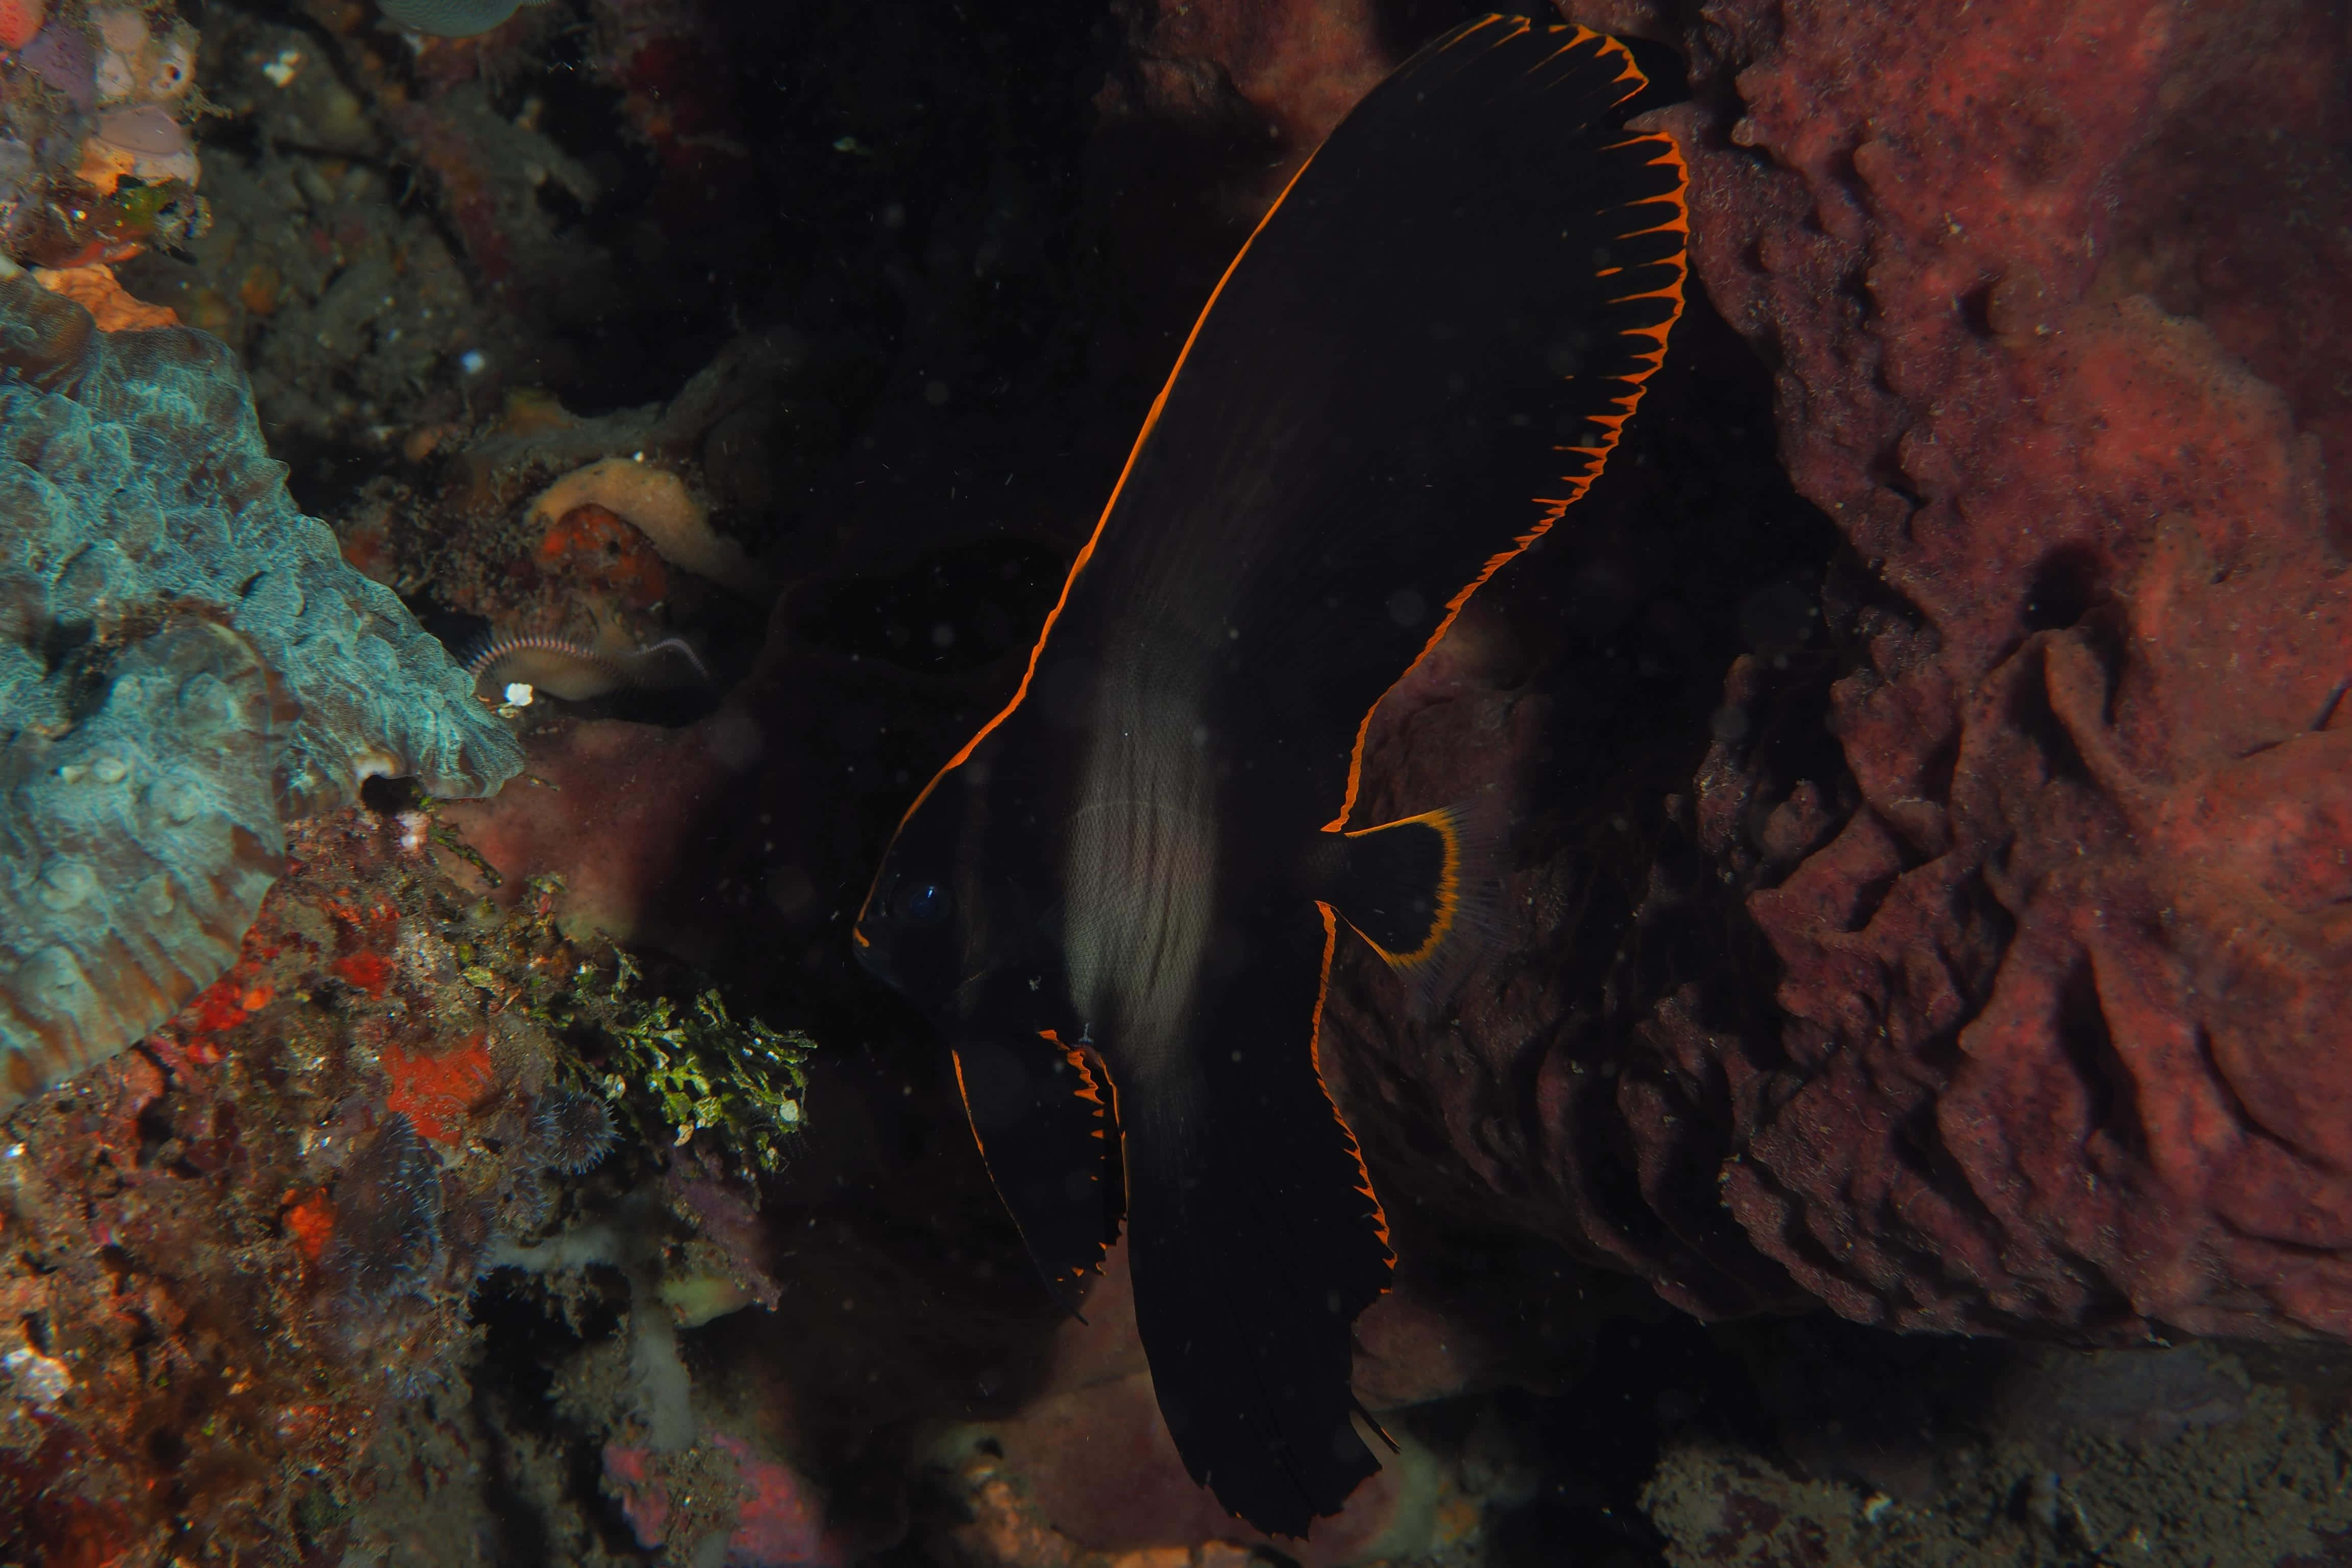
left=899, top=881, right=951, bottom=926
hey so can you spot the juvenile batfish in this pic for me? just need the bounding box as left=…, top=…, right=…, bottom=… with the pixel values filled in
left=855, top=13, right=1687, bottom=1536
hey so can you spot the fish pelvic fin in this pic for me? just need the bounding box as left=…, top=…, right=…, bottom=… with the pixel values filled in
left=952, top=1028, right=1121, bottom=1316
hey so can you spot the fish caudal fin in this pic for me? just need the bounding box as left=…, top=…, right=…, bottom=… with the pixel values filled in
left=953, top=1030, right=1120, bottom=1315
left=1122, top=904, right=1393, bottom=1537
left=1314, top=801, right=1501, bottom=1010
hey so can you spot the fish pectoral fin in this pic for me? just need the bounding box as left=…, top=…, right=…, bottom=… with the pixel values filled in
left=1123, top=906, right=1393, bottom=1538
left=1313, top=800, right=1499, bottom=1005
left=952, top=1030, right=1120, bottom=1315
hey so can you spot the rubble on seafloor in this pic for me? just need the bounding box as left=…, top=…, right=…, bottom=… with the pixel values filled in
left=2, top=0, right=2351, bottom=1564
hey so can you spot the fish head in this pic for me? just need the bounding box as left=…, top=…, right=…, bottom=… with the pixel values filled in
left=853, top=775, right=965, bottom=1006
left=853, top=737, right=1068, bottom=1040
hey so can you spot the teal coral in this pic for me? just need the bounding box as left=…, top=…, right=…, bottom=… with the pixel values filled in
left=0, top=270, right=522, bottom=1112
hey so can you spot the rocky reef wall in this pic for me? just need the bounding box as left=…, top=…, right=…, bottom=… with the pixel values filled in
left=1667, top=0, right=2352, bottom=1341
left=1327, top=0, right=2352, bottom=1346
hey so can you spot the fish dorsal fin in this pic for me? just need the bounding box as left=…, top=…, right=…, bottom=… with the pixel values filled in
left=1037, top=14, right=1687, bottom=849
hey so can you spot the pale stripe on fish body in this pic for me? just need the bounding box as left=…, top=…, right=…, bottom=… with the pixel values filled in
left=1062, top=652, right=1219, bottom=1095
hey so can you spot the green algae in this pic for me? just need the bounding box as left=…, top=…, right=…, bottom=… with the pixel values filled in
left=597, top=953, right=814, bottom=1175
left=447, top=875, right=815, bottom=1177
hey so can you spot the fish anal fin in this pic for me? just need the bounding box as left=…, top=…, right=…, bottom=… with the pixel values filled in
left=952, top=1030, right=1120, bottom=1315
left=1122, top=905, right=1393, bottom=1538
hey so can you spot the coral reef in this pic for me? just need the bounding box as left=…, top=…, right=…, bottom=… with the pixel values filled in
left=15, top=0, right=2351, bottom=1560
left=1097, top=0, right=1397, bottom=202
left=108, top=0, right=632, bottom=447
left=528, top=455, right=771, bottom=599
left=32, top=257, right=173, bottom=329
left=530, top=1083, right=618, bottom=1173
left=0, top=2, right=43, bottom=54
left=0, top=269, right=519, bottom=1111
left=324, top=1109, right=445, bottom=1301
left=0, top=803, right=573, bottom=1561
left=464, top=629, right=707, bottom=703
left=0, top=778, right=826, bottom=1562
left=376, top=0, right=542, bottom=37
left=592, top=961, right=814, bottom=1175
left=0, top=1, right=209, bottom=270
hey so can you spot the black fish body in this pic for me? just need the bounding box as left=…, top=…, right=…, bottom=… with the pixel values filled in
left=856, top=13, right=1687, bottom=1536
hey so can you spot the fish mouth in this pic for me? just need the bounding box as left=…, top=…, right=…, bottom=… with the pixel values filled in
left=848, top=927, right=894, bottom=986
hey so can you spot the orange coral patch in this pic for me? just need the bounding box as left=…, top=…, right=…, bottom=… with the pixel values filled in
left=0, top=0, right=44, bottom=53
left=381, top=1032, right=495, bottom=1142
left=180, top=938, right=282, bottom=1036
left=330, top=952, right=394, bottom=997
left=281, top=1190, right=336, bottom=1263
left=184, top=976, right=252, bottom=1035
left=31, top=264, right=178, bottom=331
left=323, top=898, right=400, bottom=997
